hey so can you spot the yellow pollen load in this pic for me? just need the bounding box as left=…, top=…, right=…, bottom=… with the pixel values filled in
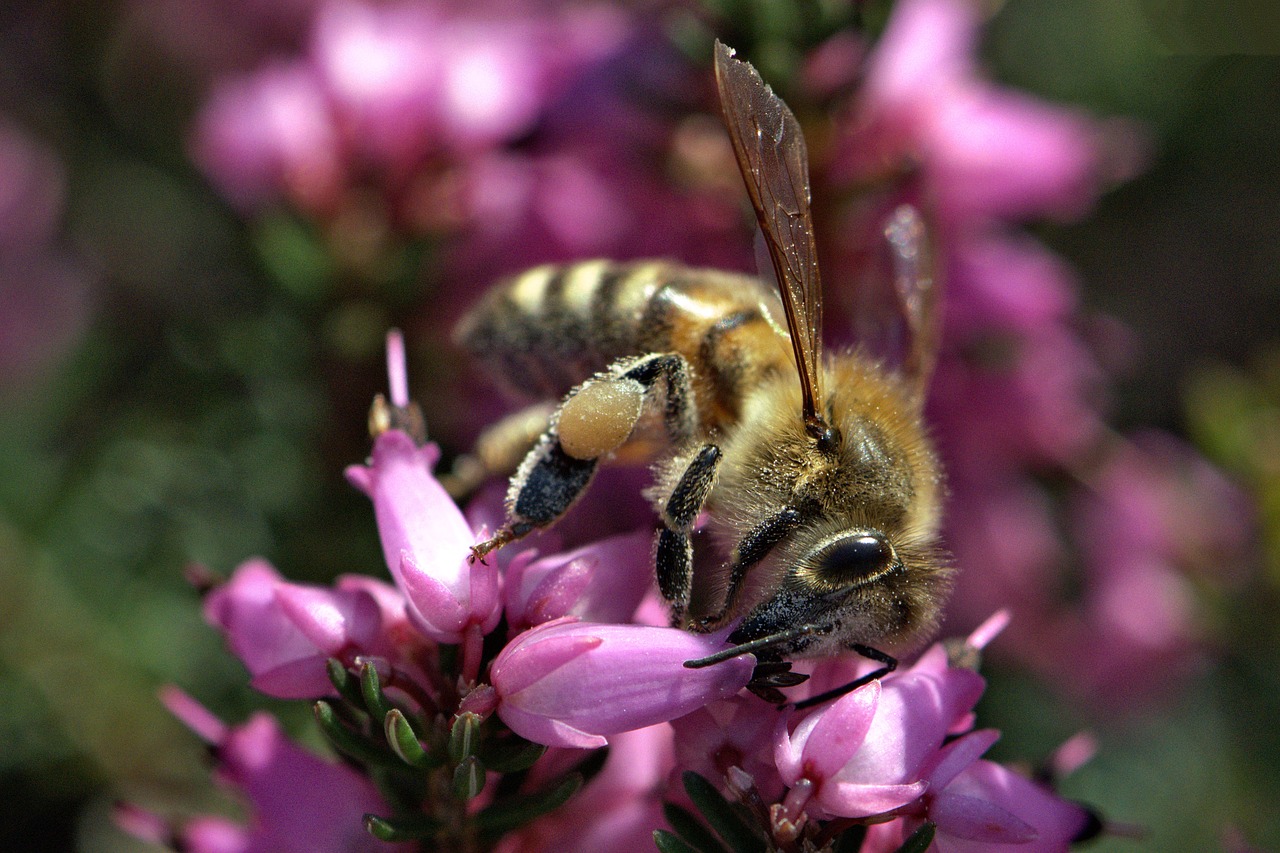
left=557, top=378, right=645, bottom=460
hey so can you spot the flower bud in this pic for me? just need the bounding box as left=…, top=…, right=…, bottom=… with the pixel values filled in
left=204, top=558, right=389, bottom=698
left=346, top=332, right=500, bottom=644
left=491, top=618, right=754, bottom=748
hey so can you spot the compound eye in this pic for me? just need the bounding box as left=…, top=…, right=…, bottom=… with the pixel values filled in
left=816, top=533, right=895, bottom=585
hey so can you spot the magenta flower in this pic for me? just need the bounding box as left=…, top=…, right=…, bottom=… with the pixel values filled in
left=495, top=724, right=676, bottom=853
left=191, top=61, right=343, bottom=214
left=773, top=651, right=985, bottom=819
left=1057, top=433, right=1255, bottom=702
left=308, top=0, right=443, bottom=173
left=839, top=0, right=1106, bottom=224
left=203, top=557, right=394, bottom=698
left=345, top=331, right=500, bottom=645
left=671, top=694, right=786, bottom=802
left=0, top=117, right=92, bottom=388
left=0, top=117, right=65, bottom=251
left=502, top=528, right=654, bottom=631
left=491, top=617, right=755, bottom=749
left=147, top=688, right=399, bottom=853
left=865, top=731, right=1090, bottom=852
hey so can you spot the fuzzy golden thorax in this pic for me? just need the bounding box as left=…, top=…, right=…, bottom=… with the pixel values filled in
left=700, top=354, right=951, bottom=657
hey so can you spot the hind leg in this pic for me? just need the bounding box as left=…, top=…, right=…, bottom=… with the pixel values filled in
left=471, top=352, right=701, bottom=561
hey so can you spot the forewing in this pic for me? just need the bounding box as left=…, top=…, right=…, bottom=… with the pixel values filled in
left=885, top=204, right=940, bottom=392
left=714, top=41, right=824, bottom=428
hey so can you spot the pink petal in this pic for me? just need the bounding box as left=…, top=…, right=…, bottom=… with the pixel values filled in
left=274, top=584, right=382, bottom=655
left=492, top=619, right=753, bottom=748
left=779, top=680, right=881, bottom=782
left=927, top=729, right=1000, bottom=792
left=817, top=780, right=929, bottom=818
left=929, top=790, right=1038, bottom=843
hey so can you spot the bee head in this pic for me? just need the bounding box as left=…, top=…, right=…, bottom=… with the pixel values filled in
left=726, top=529, right=948, bottom=660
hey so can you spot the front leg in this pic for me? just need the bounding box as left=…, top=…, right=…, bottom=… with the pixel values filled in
left=472, top=352, right=699, bottom=561
left=656, top=443, right=722, bottom=627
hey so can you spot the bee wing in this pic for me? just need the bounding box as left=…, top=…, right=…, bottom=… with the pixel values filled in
left=714, top=40, right=825, bottom=431
left=884, top=204, right=940, bottom=390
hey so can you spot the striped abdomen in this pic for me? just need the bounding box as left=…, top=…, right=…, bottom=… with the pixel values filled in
left=455, top=260, right=796, bottom=431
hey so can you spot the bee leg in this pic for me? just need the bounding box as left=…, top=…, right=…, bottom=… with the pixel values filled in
left=656, top=444, right=722, bottom=627
left=442, top=402, right=556, bottom=499
left=696, top=507, right=803, bottom=630
left=476, top=352, right=698, bottom=558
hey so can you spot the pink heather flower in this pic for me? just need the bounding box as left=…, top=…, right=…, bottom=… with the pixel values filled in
left=773, top=644, right=986, bottom=820
left=0, top=117, right=65, bottom=251
left=490, top=617, right=754, bottom=749
left=191, top=60, right=343, bottom=213
left=0, top=119, right=92, bottom=388
left=841, top=0, right=1105, bottom=224
left=204, top=558, right=393, bottom=698
left=309, top=0, right=443, bottom=172
left=1051, top=433, right=1254, bottom=702
left=866, top=732, right=1090, bottom=852
left=671, top=694, right=786, bottom=802
left=503, top=528, right=654, bottom=631
left=496, top=724, right=676, bottom=853
left=345, top=331, right=500, bottom=644
left=155, top=688, right=398, bottom=853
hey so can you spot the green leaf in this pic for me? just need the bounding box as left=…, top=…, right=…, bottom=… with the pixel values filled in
left=449, top=711, right=482, bottom=763
left=831, top=823, right=868, bottom=853
left=477, top=773, right=583, bottom=838
left=363, top=812, right=442, bottom=842
left=681, top=772, right=766, bottom=853
left=326, top=658, right=365, bottom=709
left=654, top=829, right=703, bottom=853
left=385, top=708, right=440, bottom=768
left=893, top=822, right=936, bottom=853
left=453, top=755, right=486, bottom=801
left=478, top=734, right=546, bottom=773
left=360, top=659, right=393, bottom=722
left=662, top=803, right=730, bottom=853
left=313, top=701, right=394, bottom=766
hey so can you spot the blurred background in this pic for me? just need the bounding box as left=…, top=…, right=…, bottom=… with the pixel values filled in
left=0, top=0, right=1276, bottom=850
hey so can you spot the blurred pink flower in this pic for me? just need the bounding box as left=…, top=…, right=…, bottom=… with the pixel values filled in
left=192, top=60, right=344, bottom=213
left=0, top=118, right=65, bottom=251
left=491, top=617, right=754, bottom=749
left=838, top=0, right=1105, bottom=225
left=152, top=688, right=399, bottom=853
left=204, top=558, right=396, bottom=698
left=1056, top=433, right=1254, bottom=702
left=0, top=118, right=93, bottom=388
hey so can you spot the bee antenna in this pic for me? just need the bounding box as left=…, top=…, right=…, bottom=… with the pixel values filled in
left=787, top=644, right=898, bottom=710
left=683, top=624, right=830, bottom=669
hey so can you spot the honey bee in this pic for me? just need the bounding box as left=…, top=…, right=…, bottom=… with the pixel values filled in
left=457, top=42, right=949, bottom=703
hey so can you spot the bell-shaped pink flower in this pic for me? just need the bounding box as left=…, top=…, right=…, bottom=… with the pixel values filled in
left=190, top=60, right=343, bottom=214
left=840, top=0, right=1107, bottom=224
left=866, top=731, right=1090, bottom=852
left=491, top=617, right=754, bottom=749
left=345, top=330, right=500, bottom=644
left=155, top=688, right=398, bottom=853
left=503, top=529, right=654, bottom=631
left=204, top=558, right=390, bottom=698
left=671, top=694, right=786, bottom=802
left=774, top=649, right=986, bottom=819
